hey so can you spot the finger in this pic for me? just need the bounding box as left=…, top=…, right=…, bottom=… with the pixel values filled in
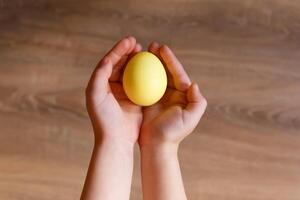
left=148, top=42, right=174, bottom=87
left=160, top=45, right=191, bottom=91
left=128, top=43, right=143, bottom=60
left=86, top=59, right=113, bottom=102
left=127, top=36, right=137, bottom=52
left=110, top=82, right=128, bottom=100
left=108, top=37, right=139, bottom=81
left=113, top=43, right=143, bottom=82
left=182, top=83, right=207, bottom=127
left=103, top=36, right=137, bottom=66
left=148, top=41, right=160, bottom=57
left=110, top=56, right=128, bottom=81
left=134, top=43, right=143, bottom=53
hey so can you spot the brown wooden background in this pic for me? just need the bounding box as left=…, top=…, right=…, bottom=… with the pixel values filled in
left=1, top=0, right=300, bottom=199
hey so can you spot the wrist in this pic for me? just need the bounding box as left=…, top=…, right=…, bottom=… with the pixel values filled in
left=94, top=136, right=135, bottom=155
left=92, top=124, right=137, bottom=149
left=140, top=142, right=179, bottom=160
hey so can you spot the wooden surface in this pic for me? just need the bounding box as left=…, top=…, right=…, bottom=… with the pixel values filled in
left=1, top=0, right=300, bottom=199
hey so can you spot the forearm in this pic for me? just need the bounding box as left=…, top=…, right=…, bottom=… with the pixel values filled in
left=81, top=138, right=134, bottom=200
left=140, top=143, right=187, bottom=200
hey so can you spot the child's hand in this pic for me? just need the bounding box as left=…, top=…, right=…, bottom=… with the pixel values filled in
left=139, top=43, right=207, bottom=149
left=82, top=38, right=206, bottom=200
left=86, top=36, right=143, bottom=146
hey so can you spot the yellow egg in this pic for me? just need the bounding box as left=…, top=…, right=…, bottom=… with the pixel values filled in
left=123, top=51, right=167, bottom=106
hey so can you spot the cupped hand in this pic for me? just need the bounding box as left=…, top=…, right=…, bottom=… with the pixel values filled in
left=86, top=36, right=143, bottom=145
left=139, top=42, right=207, bottom=148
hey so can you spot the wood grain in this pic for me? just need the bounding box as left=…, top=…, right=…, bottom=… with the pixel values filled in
left=0, top=0, right=300, bottom=199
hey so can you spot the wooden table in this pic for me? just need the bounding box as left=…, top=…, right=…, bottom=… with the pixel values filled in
left=0, top=0, right=300, bottom=199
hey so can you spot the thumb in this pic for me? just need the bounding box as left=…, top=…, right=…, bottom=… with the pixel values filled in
left=182, top=83, right=207, bottom=127
left=86, top=58, right=113, bottom=101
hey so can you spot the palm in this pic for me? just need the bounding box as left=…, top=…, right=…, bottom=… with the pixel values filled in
left=141, top=87, right=188, bottom=143
left=108, top=82, right=142, bottom=141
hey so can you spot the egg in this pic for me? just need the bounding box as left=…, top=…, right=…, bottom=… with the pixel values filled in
left=123, top=51, right=167, bottom=106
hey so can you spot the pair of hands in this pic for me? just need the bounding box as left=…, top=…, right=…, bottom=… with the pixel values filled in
left=85, top=36, right=207, bottom=149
